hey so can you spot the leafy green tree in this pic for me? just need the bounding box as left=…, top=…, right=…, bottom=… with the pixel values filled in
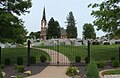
left=86, top=59, right=99, bottom=78
left=0, top=0, right=32, bottom=44
left=46, top=17, right=61, bottom=39
left=29, top=31, right=40, bottom=39
left=88, top=0, right=120, bottom=38
left=82, top=23, right=96, bottom=39
left=66, top=11, right=77, bottom=38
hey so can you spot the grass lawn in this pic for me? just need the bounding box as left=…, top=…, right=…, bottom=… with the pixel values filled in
left=1, top=47, right=51, bottom=64
left=38, top=44, right=120, bottom=62
left=105, top=69, right=120, bottom=75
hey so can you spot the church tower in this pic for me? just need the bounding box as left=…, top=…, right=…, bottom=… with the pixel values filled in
left=40, top=7, right=47, bottom=40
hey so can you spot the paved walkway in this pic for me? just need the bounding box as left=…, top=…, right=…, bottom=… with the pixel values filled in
left=26, top=48, right=70, bottom=78
left=99, top=68, right=120, bottom=78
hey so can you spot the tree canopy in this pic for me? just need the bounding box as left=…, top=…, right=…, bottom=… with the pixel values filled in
left=82, top=23, right=96, bottom=39
left=46, top=17, right=61, bottom=39
left=66, top=11, right=77, bottom=38
left=29, top=31, right=40, bottom=39
left=0, top=0, right=32, bottom=44
left=88, top=0, right=120, bottom=38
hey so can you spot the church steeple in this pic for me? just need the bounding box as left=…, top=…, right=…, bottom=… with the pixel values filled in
left=42, top=7, right=46, bottom=21
left=40, top=7, right=47, bottom=40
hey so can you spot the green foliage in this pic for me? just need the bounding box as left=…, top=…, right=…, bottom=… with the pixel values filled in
left=40, top=55, right=47, bottom=62
left=66, top=11, right=77, bottom=38
left=4, top=58, right=11, bottom=65
left=0, top=0, right=32, bottom=44
left=66, top=66, right=77, bottom=77
left=82, top=23, right=96, bottom=39
left=17, top=57, right=23, bottom=65
left=111, top=57, right=116, bottom=61
left=0, top=70, right=3, bottom=78
left=30, top=56, right=36, bottom=64
left=75, top=56, right=81, bottom=63
left=85, top=57, right=89, bottom=64
left=17, top=66, right=24, bottom=73
left=88, top=0, right=120, bottom=38
left=16, top=75, right=24, bottom=78
left=29, top=31, right=40, bottom=39
left=96, top=62, right=105, bottom=68
left=86, top=59, right=99, bottom=78
left=112, top=60, right=119, bottom=68
left=46, top=17, right=61, bottom=39
left=0, top=64, right=5, bottom=69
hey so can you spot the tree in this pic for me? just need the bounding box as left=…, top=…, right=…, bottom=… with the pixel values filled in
left=88, top=0, right=120, bottom=38
left=29, top=31, right=40, bottom=39
left=82, top=23, right=96, bottom=39
left=46, top=17, right=61, bottom=39
left=86, top=59, right=99, bottom=78
left=66, top=11, right=77, bottom=38
left=0, top=0, right=32, bottom=44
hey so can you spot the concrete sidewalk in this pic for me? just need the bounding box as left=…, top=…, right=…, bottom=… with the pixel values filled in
left=26, top=66, right=69, bottom=78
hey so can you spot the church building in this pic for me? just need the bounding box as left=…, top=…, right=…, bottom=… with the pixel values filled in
left=40, top=7, right=67, bottom=40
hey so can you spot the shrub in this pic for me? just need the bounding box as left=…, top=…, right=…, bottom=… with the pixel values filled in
left=0, top=64, right=5, bottom=69
left=75, top=56, right=81, bottom=63
left=16, top=75, right=24, bottom=78
left=112, top=60, right=119, bottom=68
left=96, top=62, right=105, bottom=68
left=111, top=57, right=116, bottom=61
left=92, top=42, right=100, bottom=45
left=0, top=70, right=3, bottom=78
left=40, top=55, right=47, bottom=62
left=17, top=66, right=24, bottom=73
left=17, top=57, right=23, bottom=65
left=66, top=66, right=77, bottom=77
left=86, top=59, right=99, bottom=78
left=30, top=56, right=36, bottom=64
left=85, top=57, right=89, bottom=64
left=4, top=58, right=10, bottom=65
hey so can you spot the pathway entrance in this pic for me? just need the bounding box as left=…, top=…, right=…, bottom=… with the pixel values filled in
left=26, top=48, right=70, bottom=78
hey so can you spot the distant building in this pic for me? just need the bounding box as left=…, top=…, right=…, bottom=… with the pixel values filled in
left=40, top=7, right=67, bottom=40
left=40, top=7, right=47, bottom=40
left=60, top=28, right=67, bottom=38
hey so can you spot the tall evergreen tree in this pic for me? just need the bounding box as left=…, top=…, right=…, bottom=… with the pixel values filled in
left=66, top=11, right=77, bottom=38
left=83, top=23, right=96, bottom=39
left=0, top=0, right=32, bottom=44
left=46, top=17, right=61, bottom=39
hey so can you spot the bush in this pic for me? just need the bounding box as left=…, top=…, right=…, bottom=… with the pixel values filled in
left=75, top=56, right=81, bottom=63
left=4, top=58, right=10, bottom=65
left=66, top=66, right=77, bottom=77
left=111, top=57, right=116, bottom=61
left=40, top=55, right=47, bottom=62
left=17, top=66, right=24, bottom=73
left=96, top=62, right=105, bottom=68
left=92, top=42, right=100, bottom=45
left=85, top=57, right=89, bottom=64
left=0, top=64, right=5, bottom=69
left=17, top=57, right=23, bottom=65
left=30, top=56, right=36, bottom=64
left=86, top=59, right=99, bottom=78
left=0, top=70, right=3, bottom=78
left=112, top=60, right=119, bottom=68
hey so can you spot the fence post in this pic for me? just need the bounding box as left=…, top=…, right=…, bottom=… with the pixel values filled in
left=118, top=47, right=120, bottom=63
left=27, top=40, right=31, bottom=66
left=88, top=40, right=90, bottom=64
left=0, top=47, right=1, bottom=65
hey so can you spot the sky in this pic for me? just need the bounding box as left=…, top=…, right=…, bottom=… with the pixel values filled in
left=20, top=0, right=106, bottom=38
